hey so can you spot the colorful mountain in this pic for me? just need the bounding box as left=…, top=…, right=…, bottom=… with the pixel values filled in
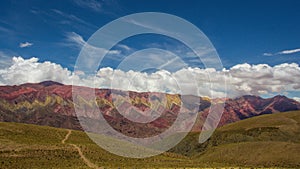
left=0, top=81, right=299, bottom=137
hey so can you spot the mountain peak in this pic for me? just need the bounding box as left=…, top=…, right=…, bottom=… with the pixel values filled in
left=38, top=81, right=63, bottom=87
left=273, top=95, right=288, bottom=99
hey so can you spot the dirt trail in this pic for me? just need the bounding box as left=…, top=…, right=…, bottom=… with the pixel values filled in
left=61, top=129, right=102, bottom=169
left=70, top=143, right=101, bottom=169
left=61, top=129, right=71, bottom=144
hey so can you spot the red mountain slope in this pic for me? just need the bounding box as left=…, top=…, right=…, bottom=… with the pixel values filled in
left=0, top=81, right=299, bottom=136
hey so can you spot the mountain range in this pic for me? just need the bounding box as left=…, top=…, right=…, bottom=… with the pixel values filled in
left=0, top=81, right=299, bottom=137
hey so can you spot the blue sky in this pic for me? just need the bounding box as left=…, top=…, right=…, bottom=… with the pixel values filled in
left=0, top=0, right=300, bottom=69
left=0, top=0, right=300, bottom=99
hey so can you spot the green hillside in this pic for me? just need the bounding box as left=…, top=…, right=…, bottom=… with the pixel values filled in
left=1, top=111, right=300, bottom=168
left=170, top=111, right=300, bottom=168
left=0, top=122, right=200, bottom=169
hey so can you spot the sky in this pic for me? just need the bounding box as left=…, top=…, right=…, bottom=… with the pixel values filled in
left=0, top=0, right=300, bottom=99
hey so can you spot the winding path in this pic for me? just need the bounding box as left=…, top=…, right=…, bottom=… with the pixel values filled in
left=62, top=129, right=102, bottom=169
left=61, top=129, right=71, bottom=144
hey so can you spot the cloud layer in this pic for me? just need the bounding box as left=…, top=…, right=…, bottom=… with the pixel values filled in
left=0, top=57, right=300, bottom=98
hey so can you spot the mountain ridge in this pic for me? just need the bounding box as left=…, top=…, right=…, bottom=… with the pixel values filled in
left=0, top=81, right=299, bottom=136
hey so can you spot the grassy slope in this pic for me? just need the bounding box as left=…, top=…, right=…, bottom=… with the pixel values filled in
left=0, top=111, right=300, bottom=168
left=0, top=122, right=88, bottom=169
left=0, top=122, right=201, bottom=169
left=170, top=111, right=300, bottom=168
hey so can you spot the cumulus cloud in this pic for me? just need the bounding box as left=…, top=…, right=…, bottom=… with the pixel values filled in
left=19, top=42, right=33, bottom=48
left=293, top=97, right=300, bottom=102
left=226, top=63, right=300, bottom=95
left=0, top=57, right=300, bottom=98
left=0, top=57, right=74, bottom=85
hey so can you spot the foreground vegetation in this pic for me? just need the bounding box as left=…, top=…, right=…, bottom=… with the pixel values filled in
left=1, top=111, right=300, bottom=168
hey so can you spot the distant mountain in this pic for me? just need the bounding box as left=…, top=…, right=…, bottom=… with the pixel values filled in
left=218, top=94, right=300, bottom=125
left=191, top=94, right=300, bottom=131
left=0, top=81, right=299, bottom=136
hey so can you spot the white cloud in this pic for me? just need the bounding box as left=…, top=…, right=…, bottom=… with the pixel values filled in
left=73, top=0, right=102, bottom=12
left=263, top=53, right=273, bottom=56
left=293, top=97, right=300, bottom=102
left=0, top=25, right=11, bottom=33
left=51, top=9, right=97, bottom=30
left=117, top=44, right=131, bottom=51
left=66, top=32, right=120, bottom=56
left=65, top=32, right=121, bottom=70
left=278, top=48, right=300, bottom=55
left=66, top=32, right=86, bottom=47
left=226, top=63, right=300, bottom=96
left=263, top=48, right=300, bottom=56
left=0, top=57, right=74, bottom=85
left=0, top=57, right=300, bottom=98
left=19, top=42, right=33, bottom=48
left=0, top=51, right=14, bottom=69
left=115, top=48, right=187, bottom=72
